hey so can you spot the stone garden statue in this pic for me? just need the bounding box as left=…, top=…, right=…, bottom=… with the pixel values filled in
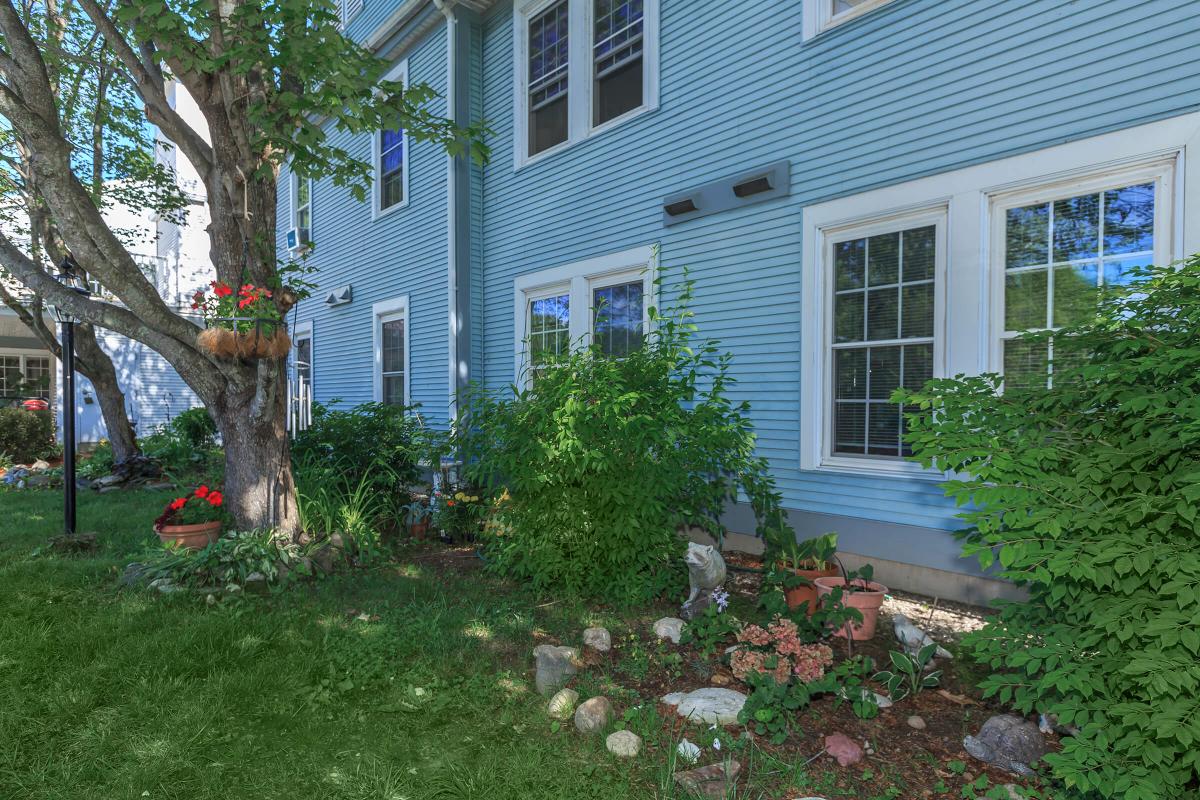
left=681, top=542, right=726, bottom=620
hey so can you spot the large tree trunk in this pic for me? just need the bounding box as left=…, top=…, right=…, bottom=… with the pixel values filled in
left=214, top=363, right=300, bottom=537
left=74, top=324, right=140, bottom=463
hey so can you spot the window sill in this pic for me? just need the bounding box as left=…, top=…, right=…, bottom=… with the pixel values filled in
left=514, top=103, right=658, bottom=173
left=372, top=198, right=411, bottom=221
left=813, top=455, right=946, bottom=482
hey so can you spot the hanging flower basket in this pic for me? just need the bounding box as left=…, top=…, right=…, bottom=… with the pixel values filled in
left=198, top=319, right=291, bottom=359
left=192, top=281, right=291, bottom=360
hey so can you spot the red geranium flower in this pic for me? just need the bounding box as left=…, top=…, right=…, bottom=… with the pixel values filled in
left=194, top=485, right=209, bottom=498
left=213, top=282, right=233, bottom=298
left=169, top=497, right=187, bottom=511
left=207, top=492, right=223, bottom=507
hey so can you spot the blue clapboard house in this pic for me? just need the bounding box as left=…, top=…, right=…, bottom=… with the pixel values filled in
left=278, top=0, right=1200, bottom=601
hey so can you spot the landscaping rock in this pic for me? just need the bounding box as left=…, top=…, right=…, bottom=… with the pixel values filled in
left=673, top=759, right=741, bottom=799
left=605, top=730, right=642, bottom=758
left=661, top=687, right=747, bottom=725
left=676, top=738, right=702, bottom=763
left=582, top=627, right=611, bottom=652
left=150, top=577, right=183, bottom=594
left=963, top=714, right=1047, bottom=777
left=907, top=715, right=927, bottom=730
left=574, top=696, right=613, bottom=734
left=120, top=562, right=147, bottom=587
left=547, top=688, right=579, bottom=720
left=243, top=572, right=269, bottom=595
left=653, top=616, right=684, bottom=644
left=824, top=733, right=863, bottom=766
left=29, top=459, right=51, bottom=471
left=144, top=481, right=176, bottom=492
left=533, top=644, right=580, bottom=696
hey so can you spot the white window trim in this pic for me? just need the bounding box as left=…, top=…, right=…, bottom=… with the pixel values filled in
left=512, top=0, right=660, bottom=171
left=289, top=171, right=312, bottom=253
left=0, top=349, right=54, bottom=400
left=512, top=244, right=657, bottom=386
left=803, top=0, right=896, bottom=40
left=372, top=59, right=410, bottom=219
left=372, top=295, right=410, bottom=406
left=804, top=206, right=949, bottom=480
left=986, top=159, right=1176, bottom=376
left=801, top=112, right=1199, bottom=479
left=291, top=320, right=314, bottom=386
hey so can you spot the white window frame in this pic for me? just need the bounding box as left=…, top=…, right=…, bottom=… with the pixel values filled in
left=512, top=0, right=660, bottom=170
left=804, top=206, right=949, bottom=479
left=289, top=171, right=312, bottom=253
left=512, top=244, right=657, bottom=386
left=372, top=295, right=410, bottom=406
left=803, top=0, right=896, bottom=40
left=0, top=349, right=53, bottom=400
left=372, top=60, right=410, bottom=219
left=290, top=320, right=314, bottom=431
left=802, top=112, right=1199, bottom=479
left=987, top=159, right=1177, bottom=377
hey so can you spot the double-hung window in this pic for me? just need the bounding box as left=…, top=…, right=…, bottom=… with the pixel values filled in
left=514, top=246, right=654, bottom=384
left=0, top=354, right=51, bottom=400
left=994, top=170, right=1167, bottom=388
left=374, top=60, right=409, bottom=216
left=516, top=0, right=659, bottom=164
left=372, top=297, right=408, bottom=407
left=290, top=172, right=311, bottom=249
left=804, top=0, right=896, bottom=38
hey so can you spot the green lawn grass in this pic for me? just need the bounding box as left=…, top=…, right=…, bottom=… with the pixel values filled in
left=0, top=489, right=673, bottom=800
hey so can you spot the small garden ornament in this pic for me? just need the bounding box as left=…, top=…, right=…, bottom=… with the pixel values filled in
left=892, top=613, right=953, bottom=660
left=681, top=542, right=726, bottom=620
left=963, top=714, right=1047, bottom=776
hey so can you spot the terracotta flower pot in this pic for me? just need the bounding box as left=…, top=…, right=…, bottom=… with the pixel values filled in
left=814, top=576, right=888, bottom=640
left=409, top=520, right=430, bottom=540
left=156, top=520, right=222, bottom=550
left=781, top=563, right=841, bottom=615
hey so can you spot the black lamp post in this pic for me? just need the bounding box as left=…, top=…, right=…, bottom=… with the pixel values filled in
left=47, top=260, right=91, bottom=537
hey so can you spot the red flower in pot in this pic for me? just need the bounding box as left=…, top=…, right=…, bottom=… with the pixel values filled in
left=154, top=485, right=226, bottom=550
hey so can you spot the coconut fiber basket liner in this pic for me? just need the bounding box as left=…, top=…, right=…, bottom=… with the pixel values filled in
left=198, top=325, right=291, bottom=359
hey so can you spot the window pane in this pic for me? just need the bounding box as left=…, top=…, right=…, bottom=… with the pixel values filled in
left=530, top=97, right=569, bottom=156
left=901, top=343, right=932, bottom=391
left=381, top=170, right=403, bottom=209
left=834, top=239, right=865, bottom=290
left=1004, top=339, right=1048, bottom=391
left=1053, top=262, right=1099, bottom=328
left=296, top=177, right=310, bottom=207
left=593, top=0, right=644, bottom=126
left=1004, top=269, right=1047, bottom=331
left=1005, top=203, right=1049, bottom=269
left=1053, top=193, right=1100, bottom=262
left=866, top=287, right=898, bottom=341
left=1, top=355, right=22, bottom=397
left=382, top=319, right=404, bottom=373
left=867, top=232, right=899, bottom=285
left=868, top=346, right=900, bottom=400
left=1103, top=254, right=1153, bottom=289
left=833, top=0, right=872, bottom=15
left=529, top=0, right=569, bottom=156
left=866, top=403, right=901, bottom=457
left=382, top=375, right=405, bottom=406
left=833, top=402, right=865, bottom=455
left=594, top=59, right=642, bottom=126
left=530, top=294, right=570, bottom=366
left=593, top=280, right=643, bottom=357
left=900, top=283, right=933, bottom=338
left=1103, top=183, right=1155, bottom=255
left=902, top=226, right=936, bottom=281
left=834, top=292, right=864, bottom=343
left=835, top=349, right=866, bottom=400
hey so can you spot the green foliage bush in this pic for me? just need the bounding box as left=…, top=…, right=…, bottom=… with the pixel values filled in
left=458, top=275, right=786, bottom=603
left=897, top=258, right=1200, bottom=800
left=0, top=408, right=55, bottom=464
left=291, top=401, right=424, bottom=493
left=141, top=530, right=302, bottom=588
left=168, top=407, right=218, bottom=449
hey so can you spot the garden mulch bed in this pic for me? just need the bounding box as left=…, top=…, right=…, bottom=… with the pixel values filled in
left=407, top=543, right=1056, bottom=799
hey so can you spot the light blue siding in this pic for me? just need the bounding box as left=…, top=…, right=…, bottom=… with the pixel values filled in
left=283, top=25, right=452, bottom=426
left=281, top=0, right=1200, bottom=573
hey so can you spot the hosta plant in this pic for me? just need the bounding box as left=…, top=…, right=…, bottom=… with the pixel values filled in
left=874, top=643, right=942, bottom=702
left=896, top=257, right=1200, bottom=800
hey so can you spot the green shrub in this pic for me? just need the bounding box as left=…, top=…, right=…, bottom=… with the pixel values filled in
left=0, top=407, right=55, bottom=464
left=458, top=274, right=785, bottom=603
left=291, top=401, right=423, bottom=494
left=897, top=257, right=1200, bottom=800
left=79, top=440, right=115, bottom=478
left=169, top=407, right=217, bottom=449
left=140, top=530, right=302, bottom=588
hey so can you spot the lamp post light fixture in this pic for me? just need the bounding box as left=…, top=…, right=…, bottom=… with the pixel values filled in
left=47, top=259, right=91, bottom=538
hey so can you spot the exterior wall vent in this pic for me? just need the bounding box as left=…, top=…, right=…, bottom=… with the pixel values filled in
left=662, top=160, right=790, bottom=226
left=324, top=285, right=353, bottom=306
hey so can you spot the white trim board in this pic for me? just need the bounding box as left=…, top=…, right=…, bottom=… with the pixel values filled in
left=372, top=59, right=412, bottom=220
left=800, top=112, right=1200, bottom=479
left=512, top=244, right=657, bottom=385
left=371, top=295, right=410, bottom=406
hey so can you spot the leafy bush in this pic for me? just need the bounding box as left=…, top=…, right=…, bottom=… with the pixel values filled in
left=897, top=258, right=1200, bottom=800
left=291, top=401, right=424, bottom=494
left=0, top=407, right=55, bottom=464
left=874, top=644, right=942, bottom=702
left=79, top=440, right=115, bottom=478
left=141, top=530, right=301, bottom=588
left=296, top=464, right=393, bottom=560
left=168, top=407, right=218, bottom=449
left=458, top=275, right=784, bottom=602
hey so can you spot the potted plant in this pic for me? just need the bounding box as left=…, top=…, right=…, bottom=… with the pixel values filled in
left=814, top=565, right=888, bottom=641
left=192, top=280, right=293, bottom=359
left=402, top=499, right=432, bottom=540
left=154, top=485, right=226, bottom=549
left=776, top=532, right=841, bottom=615
left=432, top=488, right=484, bottom=542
